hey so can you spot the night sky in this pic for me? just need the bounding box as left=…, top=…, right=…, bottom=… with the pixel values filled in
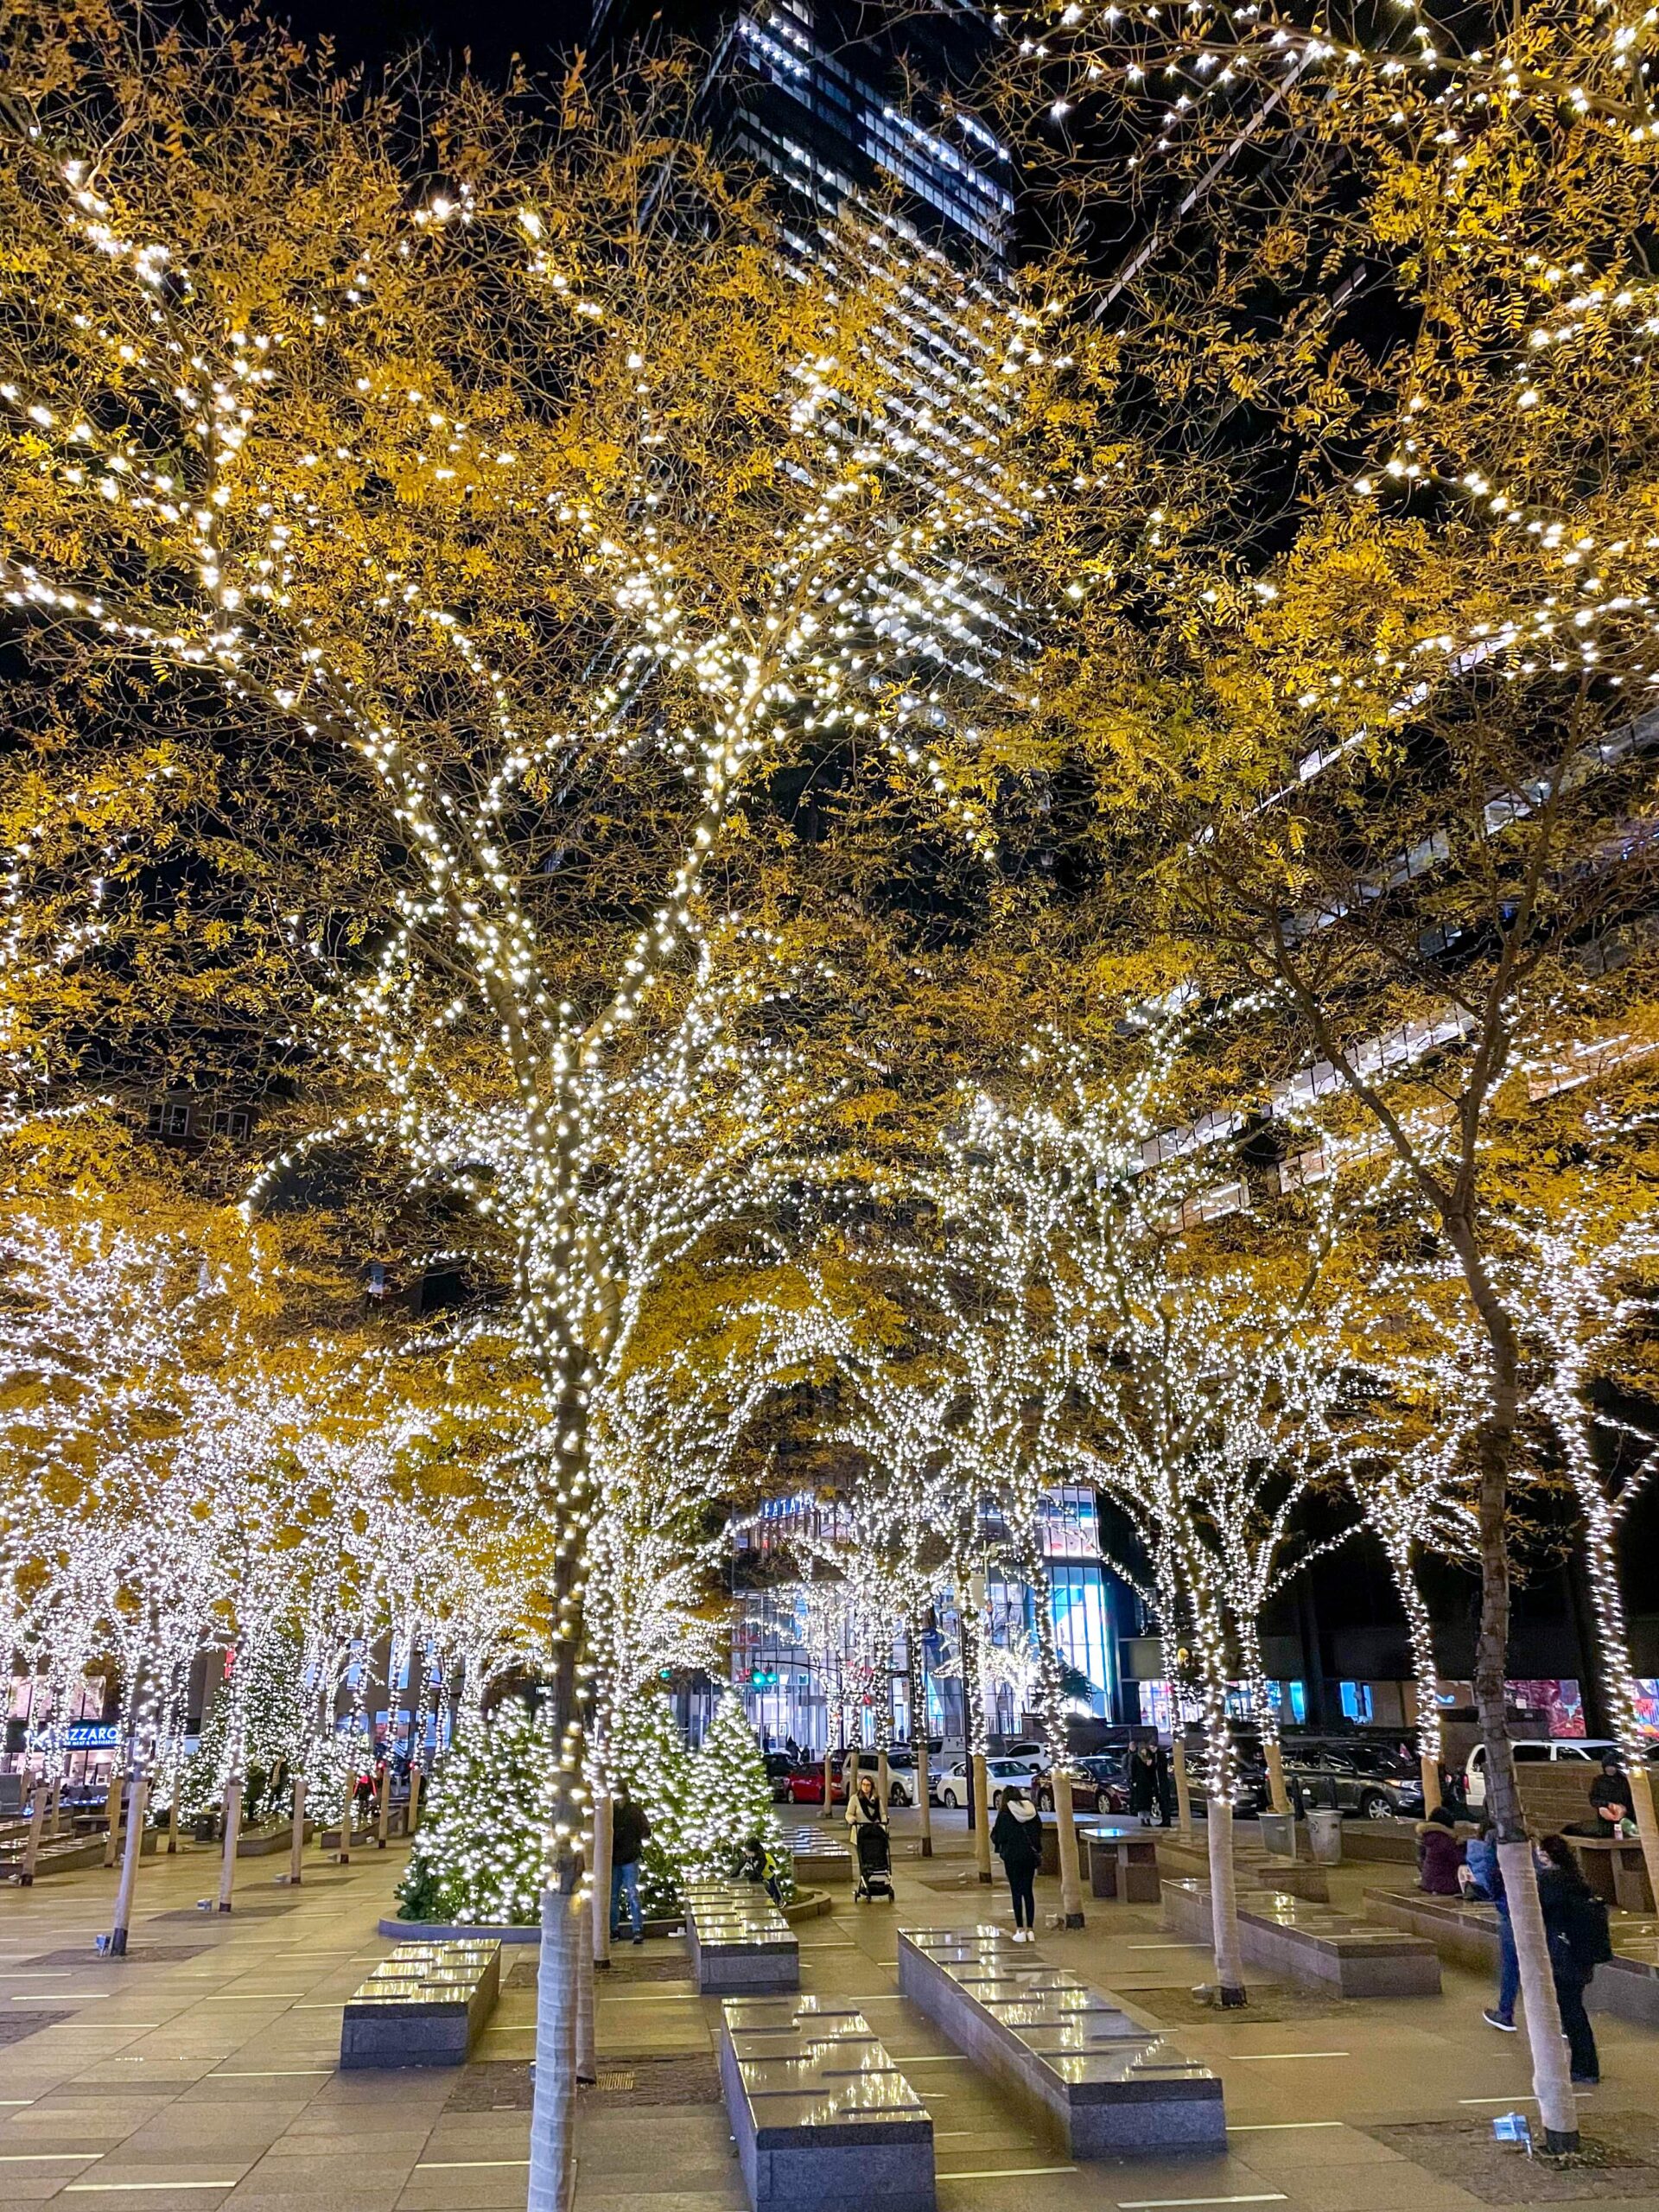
left=251, top=0, right=601, bottom=81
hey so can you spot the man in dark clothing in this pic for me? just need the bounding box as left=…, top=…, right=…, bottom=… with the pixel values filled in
left=610, top=1788, right=651, bottom=1944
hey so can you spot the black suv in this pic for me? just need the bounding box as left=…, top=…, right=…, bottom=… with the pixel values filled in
left=1281, top=1738, right=1426, bottom=1821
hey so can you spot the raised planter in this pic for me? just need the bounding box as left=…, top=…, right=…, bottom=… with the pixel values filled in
left=238, top=1819, right=313, bottom=1858
left=378, top=1915, right=541, bottom=1944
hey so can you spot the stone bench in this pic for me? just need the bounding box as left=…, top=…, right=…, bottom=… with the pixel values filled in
left=1081, top=1821, right=1162, bottom=1903
left=718, top=1993, right=933, bottom=2212
left=1364, top=1886, right=1659, bottom=2029
left=1, top=1826, right=158, bottom=1880
left=1156, top=1832, right=1330, bottom=1903
left=339, top=1938, right=500, bottom=2068
left=1163, top=1878, right=1440, bottom=1996
left=1568, top=1836, right=1656, bottom=1915
left=776, top=1824, right=853, bottom=1890
left=684, top=1882, right=799, bottom=1995
left=896, top=1925, right=1224, bottom=2158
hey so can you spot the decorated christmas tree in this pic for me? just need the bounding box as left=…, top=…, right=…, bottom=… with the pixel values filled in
left=180, top=1633, right=310, bottom=1823
left=606, top=1691, right=691, bottom=1920
left=396, top=1696, right=554, bottom=1926
left=682, top=1693, right=786, bottom=1889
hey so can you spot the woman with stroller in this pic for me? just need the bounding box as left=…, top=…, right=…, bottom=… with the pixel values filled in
left=847, top=1770, right=893, bottom=1900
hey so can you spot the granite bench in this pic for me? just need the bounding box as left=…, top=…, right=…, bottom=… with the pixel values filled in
left=1364, top=1886, right=1659, bottom=2029
left=1569, top=1835, right=1656, bottom=1915
left=776, top=1825, right=853, bottom=1890
left=718, top=1992, right=934, bottom=2212
left=1163, top=1878, right=1440, bottom=1996
left=684, top=1882, right=799, bottom=1994
left=1155, top=1831, right=1330, bottom=1903
left=1081, top=1821, right=1162, bottom=1903
left=896, top=1924, right=1225, bottom=2158
left=339, top=1938, right=500, bottom=2068
left=1, top=1826, right=158, bottom=1880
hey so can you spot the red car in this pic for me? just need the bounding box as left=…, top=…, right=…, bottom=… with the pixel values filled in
left=780, top=1758, right=843, bottom=1806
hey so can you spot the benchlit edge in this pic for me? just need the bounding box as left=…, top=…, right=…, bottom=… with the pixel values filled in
left=895, top=1926, right=1224, bottom=2158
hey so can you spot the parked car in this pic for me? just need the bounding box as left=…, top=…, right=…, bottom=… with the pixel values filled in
left=1033, top=1752, right=1129, bottom=1815
left=1281, top=1738, right=1426, bottom=1821
left=931, top=1753, right=1043, bottom=1810
left=1184, top=1751, right=1274, bottom=1820
left=1463, top=1737, right=1618, bottom=1809
left=780, top=1758, right=842, bottom=1806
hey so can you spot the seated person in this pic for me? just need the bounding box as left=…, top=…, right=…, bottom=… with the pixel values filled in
left=1568, top=1752, right=1633, bottom=1839
left=1417, top=1804, right=1465, bottom=1895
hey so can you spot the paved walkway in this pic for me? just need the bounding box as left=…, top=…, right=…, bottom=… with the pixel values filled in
left=3, top=1812, right=1659, bottom=2211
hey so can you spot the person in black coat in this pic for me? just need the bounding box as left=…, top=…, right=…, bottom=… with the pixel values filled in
left=1536, top=1834, right=1600, bottom=2085
left=991, top=1786, right=1045, bottom=1942
left=1128, top=1745, right=1168, bottom=1827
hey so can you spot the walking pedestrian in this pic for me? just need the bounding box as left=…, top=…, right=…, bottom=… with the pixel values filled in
left=991, top=1783, right=1045, bottom=1942
left=1473, top=1824, right=1522, bottom=2033
left=1537, top=1833, right=1610, bottom=2086
left=610, top=1784, right=651, bottom=1945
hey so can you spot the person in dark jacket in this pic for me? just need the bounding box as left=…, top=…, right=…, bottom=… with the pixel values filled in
left=1574, top=1752, right=1633, bottom=1838
left=1416, top=1804, right=1465, bottom=1896
left=610, top=1787, right=651, bottom=1944
left=991, top=1786, right=1045, bottom=1942
left=1537, top=1834, right=1600, bottom=2084
left=1128, top=1745, right=1168, bottom=1827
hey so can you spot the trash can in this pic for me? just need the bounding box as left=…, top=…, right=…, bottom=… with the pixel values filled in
left=1259, top=1810, right=1297, bottom=1860
left=1306, top=1808, right=1344, bottom=1865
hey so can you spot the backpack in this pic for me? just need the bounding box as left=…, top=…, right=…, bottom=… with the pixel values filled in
left=1565, top=1888, right=1614, bottom=1974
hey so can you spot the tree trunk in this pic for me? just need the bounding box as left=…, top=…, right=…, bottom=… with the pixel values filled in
left=821, top=1744, right=835, bottom=1821
left=1452, top=1217, right=1579, bottom=2151
left=48, top=1775, right=62, bottom=1836
left=109, top=1773, right=149, bottom=1956
left=218, top=1778, right=243, bottom=1912
left=289, top=1775, right=307, bottom=1885
left=575, top=1904, right=597, bottom=2085
left=1263, top=1743, right=1289, bottom=1819
left=102, top=1767, right=123, bottom=1867
left=1579, top=1500, right=1659, bottom=1906
left=591, top=1791, right=613, bottom=1969
left=407, top=1762, right=423, bottom=1837
left=1236, top=1616, right=1290, bottom=1815
left=526, top=1875, right=582, bottom=2212
left=168, top=1769, right=182, bottom=1855
left=1205, top=1796, right=1247, bottom=2005
left=376, top=1762, right=391, bottom=1848
left=19, top=1776, right=49, bottom=1885
left=1172, top=1738, right=1193, bottom=1837
left=971, top=1754, right=994, bottom=1883
left=1052, top=1771, right=1085, bottom=1927
left=1500, top=1836, right=1577, bottom=2148
left=1381, top=1532, right=1445, bottom=1815
left=338, top=1762, right=353, bottom=1865
left=906, top=1618, right=932, bottom=1857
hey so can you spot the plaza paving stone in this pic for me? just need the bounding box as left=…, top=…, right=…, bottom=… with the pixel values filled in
left=2, top=1809, right=1658, bottom=2210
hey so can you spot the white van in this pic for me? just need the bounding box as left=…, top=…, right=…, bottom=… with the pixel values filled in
left=1464, top=1738, right=1616, bottom=1808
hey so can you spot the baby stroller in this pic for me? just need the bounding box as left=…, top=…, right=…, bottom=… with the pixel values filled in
left=854, top=1819, right=894, bottom=1904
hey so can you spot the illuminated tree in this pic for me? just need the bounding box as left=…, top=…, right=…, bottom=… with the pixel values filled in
left=397, top=1696, right=558, bottom=1928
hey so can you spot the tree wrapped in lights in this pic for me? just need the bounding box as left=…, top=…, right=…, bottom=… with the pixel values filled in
left=606, top=1688, right=692, bottom=1922
left=683, top=1692, right=787, bottom=1889
left=397, top=1695, right=557, bottom=1928
left=991, top=0, right=1659, bottom=2135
